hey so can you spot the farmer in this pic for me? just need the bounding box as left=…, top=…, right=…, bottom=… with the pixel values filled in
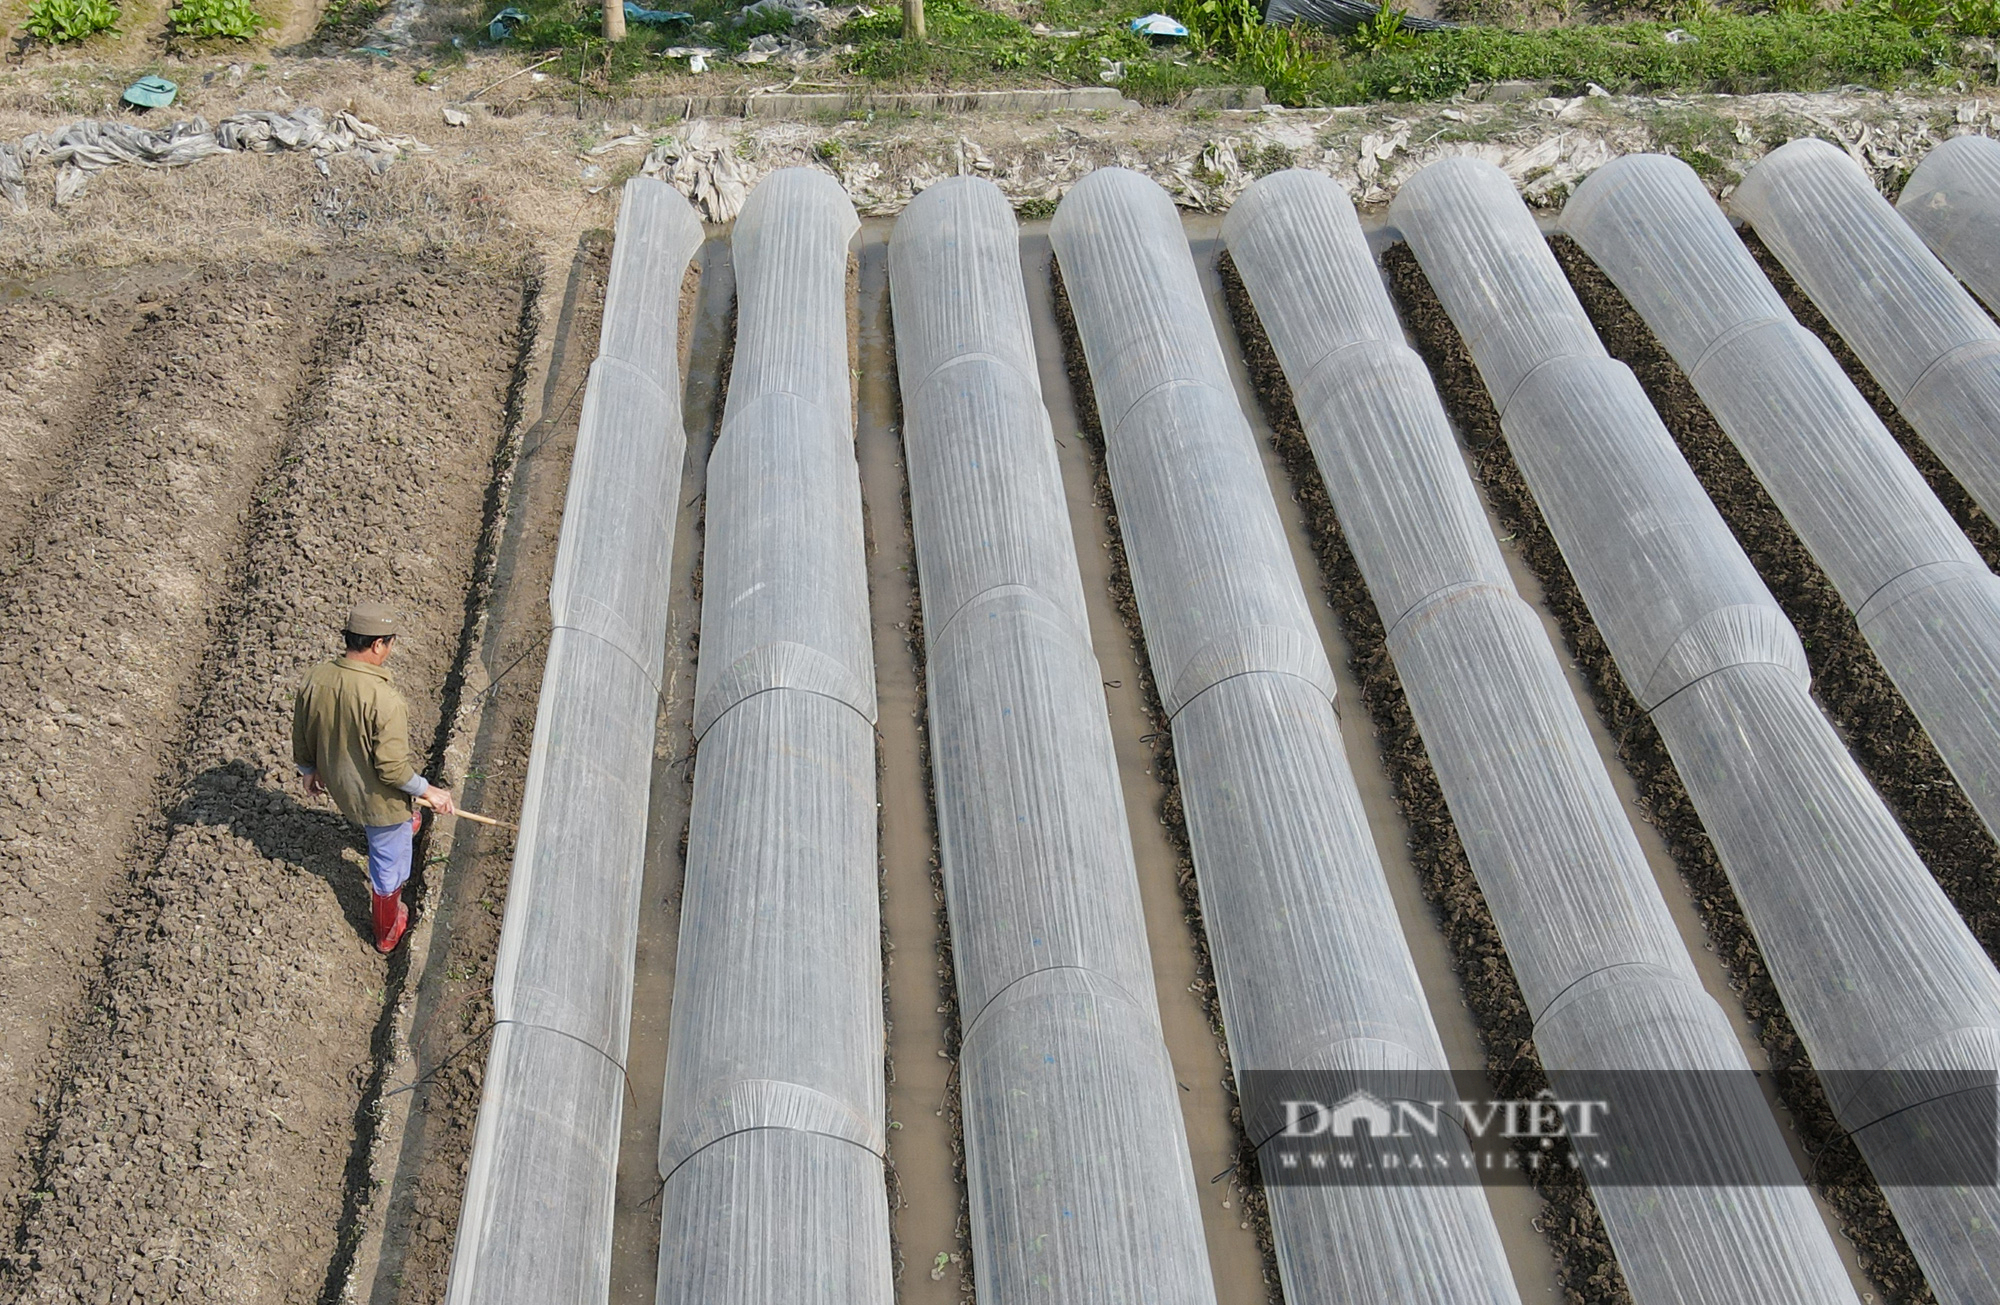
left=291, top=602, right=455, bottom=954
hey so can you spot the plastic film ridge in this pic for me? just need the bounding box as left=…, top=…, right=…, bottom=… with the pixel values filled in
left=1389, top=158, right=1861, bottom=1304
left=1734, top=138, right=2000, bottom=527
left=1567, top=154, right=2000, bottom=870
left=446, top=177, right=703, bottom=1305
left=890, top=175, right=1216, bottom=1305
left=692, top=168, right=875, bottom=737
left=1564, top=153, right=2000, bottom=1305
left=1900, top=134, right=2000, bottom=315
left=1054, top=165, right=1520, bottom=1305
left=653, top=169, right=892, bottom=1305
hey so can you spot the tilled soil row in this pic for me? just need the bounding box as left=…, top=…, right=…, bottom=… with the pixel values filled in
left=1218, top=253, right=1627, bottom=1305
left=1049, top=262, right=1283, bottom=1303
left=0, top=292, right=145, bottom=549
left=1557, top=238, right=2000, bottom=967
left=1384, top=242, right=1927, bottom=1304
left=4, top=261, right=531, bottom=1305
left=373, top=239, right=607, bottom=1305
left=0, top=266, right=367, bottom=1237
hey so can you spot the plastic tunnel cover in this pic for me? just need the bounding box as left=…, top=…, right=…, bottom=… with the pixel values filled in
left=445, top=176, right=703, bottom=1305
left=1734, top=138, right=2000, bottom=532
left=891, top=174, right=1218, bottom=1305
left=1387, top=156, right=1867, bottom=1305
left=652, top=168, right=891, bottom=1305
left=1053, top=165, right=1522, bottom=1305
left=1899, top=134, right=2000, bottom=315
left=1564, top=153, right=2000, bottom=1305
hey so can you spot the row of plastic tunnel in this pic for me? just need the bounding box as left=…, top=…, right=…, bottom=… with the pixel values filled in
left=440, top=129, right=2000, bottom=1305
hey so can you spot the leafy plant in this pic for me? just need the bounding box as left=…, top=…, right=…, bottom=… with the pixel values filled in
left=170, top=0, right=267, bottom=38
left=23, top=0, right=118, bottom=43
left=1185, top=0, right=1264, bottom=49
left=1349, top=4, right=1419, bottom=52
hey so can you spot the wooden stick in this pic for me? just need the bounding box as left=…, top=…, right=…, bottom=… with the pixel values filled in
left=462, top=54, right=563, bottom=106
left=417, top=796, right=515, bottom=829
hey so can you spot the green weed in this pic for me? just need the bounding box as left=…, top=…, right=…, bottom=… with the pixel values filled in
left=23, top=0, right=118, bottom=43
left=1250, top=140, right=1298, bottom=173
left=1950, top=0, right=2000, bottom=33
left=1348, top=4, right=1421, bottom=52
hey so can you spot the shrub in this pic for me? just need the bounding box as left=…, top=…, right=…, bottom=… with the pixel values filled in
left=1950, top=0, right=2000, bottom=32
left=169, top=0, right=267, bottom=37
left=23, top=0, right=118, bottom=43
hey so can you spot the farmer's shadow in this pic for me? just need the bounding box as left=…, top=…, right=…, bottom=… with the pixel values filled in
left=177, top=759, right=385, bottom=944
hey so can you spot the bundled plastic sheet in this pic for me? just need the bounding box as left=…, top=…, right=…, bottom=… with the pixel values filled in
left=1052, top=166, right=1520, bottom=1305
left=1734, top=139, right=2000, bottom=529
left=652, top=169, right=890, bottom=1305
left=1240, top=164, right=1851, bottom=1305
left=1562, top=153, right=2000, bottom=1305
left=1899, top=134, right=2000, bottom=314
left=888, top=176, right=1216, bottom=1305
left=446, top=178, right=702, bottom=1304
left=1399, top=154, right=2000, bottom=1302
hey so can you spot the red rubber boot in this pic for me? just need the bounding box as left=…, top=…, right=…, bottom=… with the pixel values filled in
left=372, top=889, right=409, bottom=954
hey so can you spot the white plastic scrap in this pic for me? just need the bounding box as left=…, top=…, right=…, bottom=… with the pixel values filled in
left=4, top=106, right=424, bottom=209
left=642, top=118, right=756, bottom=221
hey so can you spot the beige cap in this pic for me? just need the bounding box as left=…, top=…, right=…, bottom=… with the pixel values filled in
left=343, top=602, right=400, bottom=638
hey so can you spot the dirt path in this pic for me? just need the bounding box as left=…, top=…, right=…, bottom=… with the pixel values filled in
left=0, top=265, right=363, bottom=1241
left=2, top=261, right=530, bottom=1305
left=852, top=227, right=971, bottom=1303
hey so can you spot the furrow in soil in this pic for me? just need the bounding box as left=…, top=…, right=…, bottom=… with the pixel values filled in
left=607, top=244, right=720, bottom=1305
left=0, top=265, right=362, bottom=1240
left=854, top=225, right=971, bottom=1303
left=3, top=261, right=529, bottom=1305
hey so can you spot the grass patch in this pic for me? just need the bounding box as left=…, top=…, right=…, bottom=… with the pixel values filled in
left=478, top=0, right=801, bottom=84
left=1341, top=8, right=1967, bottom=100
left=442, top=0, right=1990, bottom=103
left=829, top=0, right=1987, bottom=102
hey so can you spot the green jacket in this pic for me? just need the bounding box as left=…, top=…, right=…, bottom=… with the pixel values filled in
left=292, top=658, right=424, bottom=828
